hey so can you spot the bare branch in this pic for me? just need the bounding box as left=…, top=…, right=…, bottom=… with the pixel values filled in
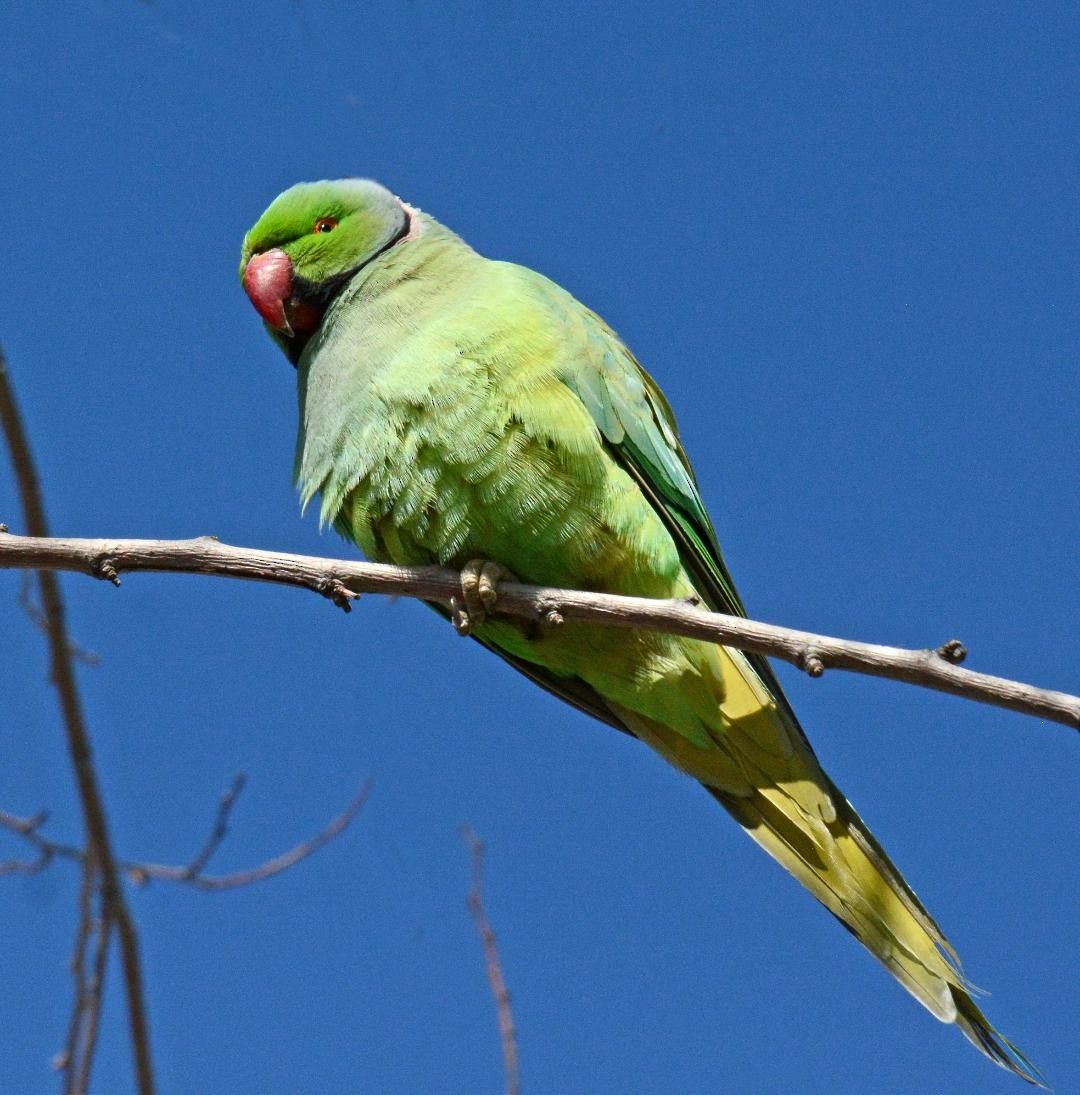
left=0, top=531, right=1075, bottom=730
left=0, top=352, right=156, bottom=1095
left=0, top=807, right=56, bottom=875
left=1, top=779, right=373, bottom=892
left=182, top=772, right=247, bottom=880
left=18, top=571, right=102, bottom=666
left=125, top=779, right=373, bottom=891
left=57, top=855, right=96, bottom=1091
left=461, top=827, right=520, bottom=1095
left=73, top=906, right=112, bottom=1095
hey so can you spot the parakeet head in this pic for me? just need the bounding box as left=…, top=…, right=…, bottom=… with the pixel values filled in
left=240, top=178, right=411, bottom=359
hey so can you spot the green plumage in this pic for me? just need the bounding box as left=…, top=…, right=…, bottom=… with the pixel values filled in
left=240, top=179, right=1043, bottom=1086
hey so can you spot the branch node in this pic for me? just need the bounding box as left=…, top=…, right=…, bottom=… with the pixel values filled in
left=0, top=522, right=8, bottom=533
left=537, top=599, right=565, bottom=628
left=90, top=555, right=121, bottom=587
left=315, top=576, right=357, bottom=613
left=800, top=648, right=826, bottom=677
left=937, top=639, right=967, bottom=664
left=684, top=594, right=702, bottom=607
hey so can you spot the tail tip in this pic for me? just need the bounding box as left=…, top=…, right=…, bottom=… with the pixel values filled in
left=954, top=992, right=1049, bottom=1089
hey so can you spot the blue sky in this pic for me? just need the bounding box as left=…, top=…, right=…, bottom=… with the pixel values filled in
left=1, top=3, right=1077, bottom=1092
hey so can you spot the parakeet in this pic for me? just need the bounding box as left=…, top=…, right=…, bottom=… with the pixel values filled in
left=239, top=178, right=1043, bottom=1086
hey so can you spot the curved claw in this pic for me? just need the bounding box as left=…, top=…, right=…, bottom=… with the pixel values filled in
left=450, top=594, right=473, bottom=636
left=451, top=559, right=516, bottom=636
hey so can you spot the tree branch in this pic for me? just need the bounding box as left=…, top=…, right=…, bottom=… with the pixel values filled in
left=0, top=352, right=156, bottom=1095
left=123, top=778, right=373, bottom=891
left=72, top=903, right=111, bottom=1095
left=0, top=807, right=56, bottom=876
left=1, top=778, right=373, bottom=892
left=461, top=827, right=520, bottom=1095
left=57, top=854, right=96, bottom=1092
left=0, top=531, right=1075, bottom=730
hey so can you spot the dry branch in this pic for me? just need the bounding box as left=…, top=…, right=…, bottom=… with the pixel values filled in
left=0, top=350, right=155, bottom=1095
left=73, top=905, right=111, bottom=1095
left=57, top=856, right=97, bottom=1090
left=2, top=352, right=380, bottom=1094
left=0, top=532, right=1076, bottom=730
left=461, top=827, right=520, bottom=1095
left=123, top=777, right=372, bottom=891
left=1, top=779, right=373, bottom=892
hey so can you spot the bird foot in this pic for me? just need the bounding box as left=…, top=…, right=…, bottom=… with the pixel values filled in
left=450, top=559, right=516, bottom=636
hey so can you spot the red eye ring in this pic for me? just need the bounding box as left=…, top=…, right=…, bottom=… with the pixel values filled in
left=313, top=217, right=338, bottom=234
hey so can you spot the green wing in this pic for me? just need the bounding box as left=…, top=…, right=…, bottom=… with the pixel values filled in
left=566, top=308, right=747, bottom=617
left=556, top=298, right=806, bottom=726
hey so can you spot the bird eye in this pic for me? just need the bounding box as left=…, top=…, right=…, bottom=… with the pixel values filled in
left=313, top=218, right=339, bottom=234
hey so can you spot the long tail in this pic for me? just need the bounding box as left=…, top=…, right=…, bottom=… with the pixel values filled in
left=611, top=643, right=1046, bottom=1088
left=708, top=782, right=1046, bottom=1087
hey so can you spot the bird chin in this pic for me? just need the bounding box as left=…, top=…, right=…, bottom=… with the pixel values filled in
left=283, top=298, right=324, bottom=337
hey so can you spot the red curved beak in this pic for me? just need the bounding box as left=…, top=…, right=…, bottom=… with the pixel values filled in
left=243, top=249, right=295, bottom=335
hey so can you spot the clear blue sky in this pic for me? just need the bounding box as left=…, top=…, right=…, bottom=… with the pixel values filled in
left=2, top=3, right=1077, bottom=1093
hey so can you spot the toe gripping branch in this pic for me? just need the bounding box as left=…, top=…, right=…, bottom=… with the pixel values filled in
left=450, top=559, right=516, bottom=636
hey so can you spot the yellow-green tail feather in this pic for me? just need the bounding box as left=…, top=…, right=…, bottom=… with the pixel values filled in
left=710, top=781, right=1046, bottom=1086
left=617, top=643, right=1046, bottom=1088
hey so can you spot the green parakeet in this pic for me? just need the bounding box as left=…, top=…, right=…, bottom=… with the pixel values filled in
left=239, top=178, right=1042, bottom=1085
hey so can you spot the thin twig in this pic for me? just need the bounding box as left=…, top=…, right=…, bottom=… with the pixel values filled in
left=183, top=772, right=247, bottom=879
left=58, top=854, right=96, bottom=1091
left=0, top=532, right=1075, bottom=730
left=0, top=780, right=373, bottom=892
left=0, top=807, right=55, bottom=875
left=0, top=351, right=156, bottom=1095
left=461, top=827, right=520, bottom=1095
left=18, top=571, right=102, bottom=666
left=73, top=908, right=112, bottom=1095
left=127, top=779, right=373, bottom=891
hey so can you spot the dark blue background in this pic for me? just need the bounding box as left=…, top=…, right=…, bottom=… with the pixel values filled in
left=2, top=3, right=1076, bottom=1092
